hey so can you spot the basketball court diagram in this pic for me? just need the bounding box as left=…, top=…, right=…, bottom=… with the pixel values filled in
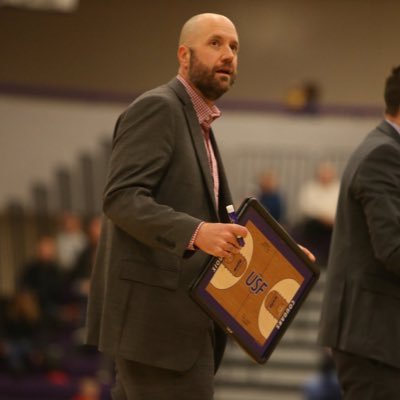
left=206, top=220, right=304, bottom=345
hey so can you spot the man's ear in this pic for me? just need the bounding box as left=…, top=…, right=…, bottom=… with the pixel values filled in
left=177, top=45, right=190, bottom=69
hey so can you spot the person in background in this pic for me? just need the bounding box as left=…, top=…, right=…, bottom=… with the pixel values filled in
left=285, top=80, right=321, bottom=115
left=56, top=212, right=87, bottom=273
left=257, top=169, right=285, bottom=223
left=319, top=65, right=400, bottom=399
left=0, top=289, right=46, bottom=375
left=70, top=216, right=102, bottom=299
left=69, top=216, right=102, bottom=338
left=296, top=161, right=339, bottom=265
left=303, top=350, right=341, bottom=400
left=19, top=235, right=63, bottom=326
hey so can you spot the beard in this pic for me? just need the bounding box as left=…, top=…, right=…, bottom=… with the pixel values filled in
left=188, top=49, right=236, bottom=101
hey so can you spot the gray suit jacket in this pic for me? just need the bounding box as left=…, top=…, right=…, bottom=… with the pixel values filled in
left=318, top=120, right=400, bottom=368
left=85, top=78, right=232, bottom=372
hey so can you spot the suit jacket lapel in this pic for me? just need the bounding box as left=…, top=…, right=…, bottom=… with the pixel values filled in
left=168, top=78, right=218, bottom=217
left=184, top=103, right=219, bottom=216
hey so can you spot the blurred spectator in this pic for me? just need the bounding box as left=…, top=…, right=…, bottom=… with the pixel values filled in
left=19, top=235, right=64, bottom=325
left=303, top=351, right=342, bottom=400
left=68, top=216, right=102, bottom=343
left=0, top=289, right=47, bottom=375
left=285, top=80, right=321, bottom=115
left=295, top=161, right=340, bottom=265
left=257, top=169, right=285, bottom=223
left=56, top=212, right=87, bottom=273
left=70, top=216, right=102, bottom=297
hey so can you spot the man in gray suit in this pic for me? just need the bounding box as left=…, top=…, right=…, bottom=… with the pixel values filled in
left=85, top=13, right=248, bottom=400
left=319, top=65, right=400, bottom=399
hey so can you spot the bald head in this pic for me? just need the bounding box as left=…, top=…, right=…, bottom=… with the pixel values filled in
left=177, top=13, right=239, bottom=103
left=179, top=13, right=237, bottom=47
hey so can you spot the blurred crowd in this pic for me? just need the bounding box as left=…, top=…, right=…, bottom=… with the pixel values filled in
left=0, top=162, right=340, bottom=399
left=0, top=212, right=107, bottom=399
left=256, top=160, right=340, bottom=267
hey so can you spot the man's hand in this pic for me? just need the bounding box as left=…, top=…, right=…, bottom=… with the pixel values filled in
left=194, top=222, right=248, bottom=258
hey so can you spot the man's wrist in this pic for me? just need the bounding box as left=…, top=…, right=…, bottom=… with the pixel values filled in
left=187, top=221, right=205, bottom=250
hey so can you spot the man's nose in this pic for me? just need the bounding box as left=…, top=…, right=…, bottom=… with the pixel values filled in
left=221, top=45, right=235, bottom=60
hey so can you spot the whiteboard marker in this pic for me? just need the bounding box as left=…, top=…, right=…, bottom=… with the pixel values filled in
left=226, top=204, right=245, bottom=247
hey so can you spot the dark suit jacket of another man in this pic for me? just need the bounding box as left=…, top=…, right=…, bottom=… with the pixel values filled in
left=85, top=78, right=232, bottom=372
left=319, top=120, right=400, bottom=368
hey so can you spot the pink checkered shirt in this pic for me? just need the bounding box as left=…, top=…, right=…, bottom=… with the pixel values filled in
left=177, top=75, right=221, bottom=249
left=177, top=75, right=221, bottom=204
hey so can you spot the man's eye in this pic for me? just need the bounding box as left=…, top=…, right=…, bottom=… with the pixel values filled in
left=211, top=40, right=220, bottom=47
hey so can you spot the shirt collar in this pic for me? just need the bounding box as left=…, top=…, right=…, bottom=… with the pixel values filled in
left=385, top=118, right=400, bottom=135
left=177, top=75, right=221, bottom=128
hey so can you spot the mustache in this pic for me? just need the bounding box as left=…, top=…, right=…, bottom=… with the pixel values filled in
left=214, top=63, right=235, bottom=74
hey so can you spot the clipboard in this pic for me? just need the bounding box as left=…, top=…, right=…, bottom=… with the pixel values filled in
left=191, top=197, right=320, bottom=364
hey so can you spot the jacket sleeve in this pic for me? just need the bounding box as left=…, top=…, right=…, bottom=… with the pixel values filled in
left=352, top=143, right=400, bottom=276
left=103, top=93, right=201, bottom=257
